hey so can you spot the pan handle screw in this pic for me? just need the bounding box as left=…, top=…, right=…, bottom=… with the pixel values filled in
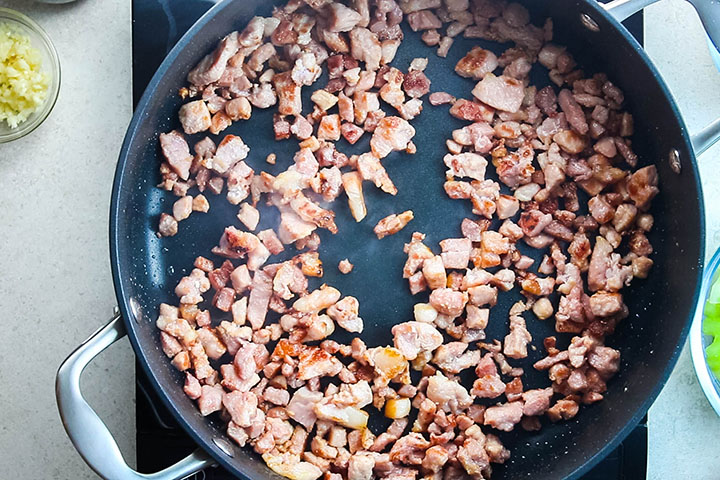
left=669, top=148, right=682, bottom=174
left=580, top=13, right=600, bottom=32
left=213, top=437, right=235, bottom=457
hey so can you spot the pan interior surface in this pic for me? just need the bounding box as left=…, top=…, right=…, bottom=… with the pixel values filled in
left=110, top=0, right=704, bottom=478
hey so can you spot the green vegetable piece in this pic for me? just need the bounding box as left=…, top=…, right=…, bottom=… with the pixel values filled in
left=706, top=336, right=720, bottom=378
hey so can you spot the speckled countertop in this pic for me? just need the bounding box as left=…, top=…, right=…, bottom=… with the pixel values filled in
left=0, top=0, right=717, bottom=478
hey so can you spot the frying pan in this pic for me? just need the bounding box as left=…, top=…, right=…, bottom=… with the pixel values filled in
left=56, top=0, right=720, bottom=478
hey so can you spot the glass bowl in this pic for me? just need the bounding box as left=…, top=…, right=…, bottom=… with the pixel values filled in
left=690, top=246, right=720, bottom=416
left=0, top=7, right=60, bottom=143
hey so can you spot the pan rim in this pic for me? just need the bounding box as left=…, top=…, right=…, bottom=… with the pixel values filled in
left=109, top=0, right=706, bottom=478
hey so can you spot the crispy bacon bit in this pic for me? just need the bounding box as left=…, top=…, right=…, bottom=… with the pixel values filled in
left=444, top=152, right=487, bottom=180
left=483, top=402, right=523, bottom=432
left=449, top=99, right=494, bottom=122
left=159, top=130, right=193, bottom=181
left=342, top=171, right=367, bottom=222
left=356, top=152, right=397, bottom=194
left=455, top=47, right=498, bottom=80
left=338, top=258, right=354, bottom=274
left=367, top=117, right=415, bottom=160
left=472, top=74, right=525, bottom=113
left=392, top=321, right=443, bottom=360
left=374, top=210, right=414, bottom=239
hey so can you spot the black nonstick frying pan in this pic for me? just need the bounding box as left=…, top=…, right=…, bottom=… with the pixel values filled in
left=57, top=0, right=720, bottom=479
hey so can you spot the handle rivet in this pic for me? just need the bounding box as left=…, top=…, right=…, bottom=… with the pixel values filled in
left=580, top=13, right=600, bottom=32
left=669, top=148, right=682, bottom=174
left=213, top=437, right=235, bottom=457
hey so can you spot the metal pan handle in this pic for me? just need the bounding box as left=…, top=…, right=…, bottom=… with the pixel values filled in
left=56, top=312, right=216, bottom=480
left=603, top=0, right=720, bottom=155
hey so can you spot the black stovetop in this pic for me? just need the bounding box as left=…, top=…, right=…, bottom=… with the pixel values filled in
left=131, top=2, right=647, bottom=479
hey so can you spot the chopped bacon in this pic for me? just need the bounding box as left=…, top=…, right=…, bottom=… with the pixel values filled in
left=356, top=152, right=397, bottom=194
left=392, top=321, right=444, bottom=360
left=472, top=74, right=525, bottom=113
left=407, top=10, right=442, bottom=31
left=449, top=100, right=494, bottom=122
left=483, top=402, right=523, bottom=432
left=403, top=70, right=431, bottom=98
left=370, top=116, right=416, bottom=158
left=159, top=130, right=193, bottom=181
left=374, top=210, right=414, bottom=239
left=503, top=312, right=532, bottom=359
left=426, top=372, right=473, bottom=413
left=429, top=92, right=455, bottom=105
left=455, top=47, right=498, bottom=80
left=179, top=100, right=212, bottom=135
left=258, top=229, right=285, bottom=255
left=433, top=342, right=481, bottom=374
left=247, top=271, right=273, bottom=330
left=349, top=27, right=382, bottom=71
left=444, top=153, right=487, bottom=181
left=429, top=288, right=468, bottom=317
left=342, top=172, right=367, bottom=222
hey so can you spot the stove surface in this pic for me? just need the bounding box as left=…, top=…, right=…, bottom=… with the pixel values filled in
left=132, top=1, right=647, bottom=479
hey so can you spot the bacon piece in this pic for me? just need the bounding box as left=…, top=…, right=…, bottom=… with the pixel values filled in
left=503, top=313, right=532, bottom=359
left=558, top=89, right=588, bottom=135
left=327, top=296, right=363, bottom=333
left=426, top=372, right=473, bottom=413
left=318, top=114, right=342, bottom=141
left=546, top=398, right=579, bottom=422
left=433, top=342, right=481, bottom=374
left=158, top=213, right=178, bottom=237
left=429, top=288, right=468, bottom=317
left=278, top=209, right=317, bottom=244
left=198, top=384, right=224, bottom=416
left=370, top=116, right=416, bottom=158
left=455, top=47, right=498, bottom=79
left=429, top=92, right=455, bottom=105
left=356, top=152, right=397, bottom=194
left=392, top=321, right=443, bottom=360
left=342, top=172, right=367, bottom=221
left=444, top=153, right=487, bottom=181
left=274, top=71, right=302, bottom=116
left=374, top=210, right=414, bottom=239
left=471, top=353, right=506, bottom=399
left=237, top=203, right=260, bottom=230
left=212, top=134, right=250, bottom=175
left=249, top=83, right=277, bottom=109
left=483, top=402, right=523, bottom=432
left=627, top=165, right=659, bottom=210
left=349, top=27, right=382, bottom=71
left=188, top=31, right=239, bottom=86
left=258, top=229, right=285, bottom=255
left=184, top=373, right=202, bottom=400
left=159, top=130, right=193, bottom=180
left=341, top=122, right=364, bottom=144
left=298, top=347, right=343, bottom=380
left=439, top=238, right=472, bottom=270
left=247, top=270, right=273, bottom=330
left=407, top=10, right=442, bottom=31
left=522, top=388, right=554, bottom=416
left=289, top=192, right=338, bottom=233
left=472, top=74, right=524, bottom=113
left=403, top=70, right=431, bottom=98
left=179, top=100, right=211, bottom=135
left=403, top=232, right=433, bottom=278
left=449, top=99, right=494, bottom=122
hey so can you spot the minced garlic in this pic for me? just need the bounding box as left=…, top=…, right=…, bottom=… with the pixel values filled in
left=0, top=23, right=49, bottom=129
